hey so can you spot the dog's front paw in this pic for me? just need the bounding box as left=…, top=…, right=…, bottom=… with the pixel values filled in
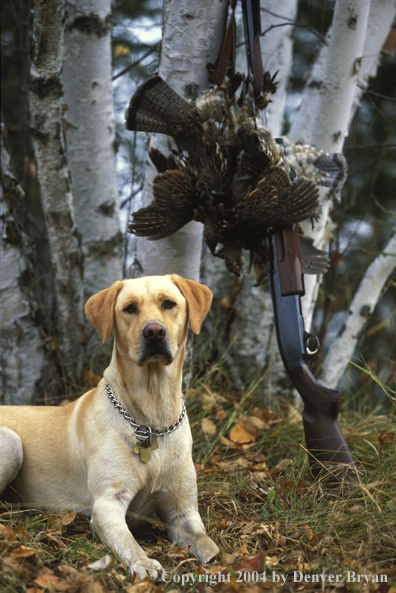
left=130, top=556, right=163, bottom=580
left=192, top=533, right=220, bottom=564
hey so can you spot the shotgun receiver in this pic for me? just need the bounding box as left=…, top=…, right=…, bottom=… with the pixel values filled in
left=267, top=224, right=360, bottom=486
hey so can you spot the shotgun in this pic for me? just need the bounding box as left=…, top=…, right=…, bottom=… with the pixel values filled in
left=267, top=224, right=361, bottom=486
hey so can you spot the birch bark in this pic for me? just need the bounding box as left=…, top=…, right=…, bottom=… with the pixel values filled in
left=136, top=0, right=229, bottom=282
left=289, top=0, right=373, bottom=332
left=260, top=0, right=298, bottom=137
left=62, top=0, right=122, bottom=305
left=0, top=130, right=47, bottom=404
left=204, top=0, right=393, bottom=402
left=29, top=0, right=84, bottom=381
left=288, top=0, right=395, bottom=387
left=289, top=0, right=395, bottom=148
left=320, top=233, right=396, bottom=388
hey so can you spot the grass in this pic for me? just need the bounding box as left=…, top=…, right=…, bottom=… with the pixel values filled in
left=1, top=364, right=395, bottom=593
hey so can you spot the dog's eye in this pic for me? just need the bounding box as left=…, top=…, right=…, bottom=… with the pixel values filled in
left=163, top=300, right=176, bottom=310
left=124, top=304, right=137, bottom=314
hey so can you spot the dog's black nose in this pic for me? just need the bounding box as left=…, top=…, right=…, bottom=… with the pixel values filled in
left=142, top=323, right=167, bottom=342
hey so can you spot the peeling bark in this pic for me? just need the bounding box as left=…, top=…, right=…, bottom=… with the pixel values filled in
left=29, top=0, right=84, bottom=381
left=0, top=128, right=47, bottom=404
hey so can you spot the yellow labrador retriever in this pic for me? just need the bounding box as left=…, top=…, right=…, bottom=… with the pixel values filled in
left=0, top=275, right=219, bottom=579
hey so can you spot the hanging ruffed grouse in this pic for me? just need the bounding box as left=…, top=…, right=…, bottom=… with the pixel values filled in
left=125, top=75, right=346, bottom=283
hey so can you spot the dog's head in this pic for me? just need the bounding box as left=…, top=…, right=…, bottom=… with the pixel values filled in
left=85, top=275, right=212, bottom=366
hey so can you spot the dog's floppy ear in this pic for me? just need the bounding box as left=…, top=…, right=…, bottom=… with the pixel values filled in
left=171, top=275, right=213, bottom=335
left=85, top=281, right=124, bottom=342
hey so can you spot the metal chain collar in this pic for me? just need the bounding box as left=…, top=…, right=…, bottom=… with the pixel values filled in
left=104, top=381, right=187, bottom=447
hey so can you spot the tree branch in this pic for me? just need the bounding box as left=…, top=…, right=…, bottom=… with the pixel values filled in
left=319, top=233, right=396, bottom=388
left=112, top=46, right=157, bottom=81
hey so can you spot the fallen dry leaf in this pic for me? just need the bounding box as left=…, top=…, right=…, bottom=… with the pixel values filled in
left=12, top=525, right=34, bottom=541
left=34, top=573, right=60, bottom=589
left=304, top=525, right=315, bottom=541
left=125, top=577, right=165, bottom=593
left=284, top=479, right=304, bottom=492
left=34, top=567, right=73, bottom=591
left=270, top=459, right=290, bottom=474
left=201, top=418, right=217, bottom=439
left=0, top=524, right=17, bottom=542
left=218, top=520, right=232, bottom=530
left=60, top=511, right=76, bottom=525
left=264, top=555, right=279, bottom=568
left=10, top=545, right=38, bottom=557
left=84, top=554, right=113, bottom=571
left=230, top=423, right=256, bottom=444
left=168, top=545, right=191, bottom=560
left=222, top=548, right=240, bottom=564
left=201, top=392, right=217, bottom=412
left=244, top=449, right=267, bottom=463
left=236, top=543, right=250, bottom=557
left=232, top=550, right=266, bottom=572
left=38, top=532, right=68, bottom=550
left=2, top=556, right=35, bottom=575
left=250, top=462, right=267, bottom=471
left=84, top=580, right=107, bottom=593
left=243, top=416, right=269, bottom=436
left=251, top=407, right=278, bottom=423
left=215, top=457, right=250, bottom=472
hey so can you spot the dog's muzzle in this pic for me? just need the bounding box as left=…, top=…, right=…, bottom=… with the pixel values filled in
left=138, top=323, right=174, bottom=365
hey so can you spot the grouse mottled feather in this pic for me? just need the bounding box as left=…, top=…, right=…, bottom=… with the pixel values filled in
left=234, top=168, right=319, bottom=227
left=125, top=74, right=336, bottom=282
left=125, top=76, right=202, bottom=140
left=128, top=204, right=190, bottom=240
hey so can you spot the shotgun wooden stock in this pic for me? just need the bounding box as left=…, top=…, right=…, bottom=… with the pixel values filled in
left=268, top=226, right=361, bottom=486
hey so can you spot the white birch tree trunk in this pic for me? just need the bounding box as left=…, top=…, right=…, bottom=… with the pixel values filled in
left=299, top=0, right=372, bottom=317
left=288, top=0, right=396, bottom=388
left=62, top=0, right=122, bottom=316
left=136, top=0, right=229, bottom=282
left=29, top=0, right=84, bottom=381
left=289, top=0, right=396, bottom=146
left=320, top=233, right=396, bottom=388
left=260, top=0, right=298, bottom=137
left=205, top=0, right=394, bottom=401
left=308, top=0, right=371, bottom=153
left=0, top=130, right=47, bottom=405
left=290, top=0, right=394, bottom=335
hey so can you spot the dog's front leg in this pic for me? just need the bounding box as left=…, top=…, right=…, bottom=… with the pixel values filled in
left=158, top=468, right=219, bottom=564
left=91, top=495, right=163, bottom=580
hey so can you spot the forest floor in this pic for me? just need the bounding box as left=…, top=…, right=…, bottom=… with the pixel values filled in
left=1, top=367, right=395, bottom=593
